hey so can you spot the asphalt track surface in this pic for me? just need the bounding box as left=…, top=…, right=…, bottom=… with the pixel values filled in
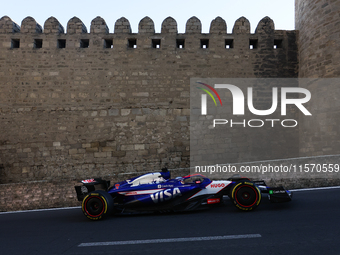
left=1, top=187, right=340, bottom=255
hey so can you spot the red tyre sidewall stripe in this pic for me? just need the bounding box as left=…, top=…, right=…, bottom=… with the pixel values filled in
left=235, top=185, right=258, bottom=208
left=84, top=195, right=106, bottom=218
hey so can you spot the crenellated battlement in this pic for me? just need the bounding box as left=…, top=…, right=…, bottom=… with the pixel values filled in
left=0, top=15, right=294, bottom=50
left=0, top=15, right=283, bottom=34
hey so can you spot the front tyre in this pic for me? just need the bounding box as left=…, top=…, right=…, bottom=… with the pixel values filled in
left=82, top=190, right=114, bottom=220
left=229, top=181, right=261, bottom=211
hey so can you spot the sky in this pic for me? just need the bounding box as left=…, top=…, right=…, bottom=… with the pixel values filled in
left=1, top=0, right=295, bottom=33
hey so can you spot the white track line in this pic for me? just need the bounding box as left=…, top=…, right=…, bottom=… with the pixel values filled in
left=0, top=206, right=80, bottom=215
left=78, top=234, right=262, bottom=247
left=290, top=186, right=340, bottom=192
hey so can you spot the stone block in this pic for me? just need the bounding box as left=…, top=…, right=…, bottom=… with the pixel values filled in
left=121, top=145, right=134, bottom=151
left=134, top=144, right=145, bottom=150
left=69, top=149, right=78, bottom=155
left=121, top=109, right=131, bottom=116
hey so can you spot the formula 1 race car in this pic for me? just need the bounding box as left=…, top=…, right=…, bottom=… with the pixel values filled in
left=74, top=168, right=292, bottom=220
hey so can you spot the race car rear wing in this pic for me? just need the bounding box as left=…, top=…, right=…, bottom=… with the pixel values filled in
left=74, top=178, right=110, bottom=201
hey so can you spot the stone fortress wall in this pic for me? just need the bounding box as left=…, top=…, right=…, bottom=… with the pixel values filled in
left=0, top=15, right=298, bottom=184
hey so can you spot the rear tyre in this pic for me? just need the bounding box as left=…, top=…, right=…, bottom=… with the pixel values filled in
left=229, top=181, right=261, bottom=211
left=82, top=190, right=114, bottom=220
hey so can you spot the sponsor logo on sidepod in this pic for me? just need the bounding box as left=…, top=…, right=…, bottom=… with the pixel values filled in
left=210, top=183, right=226, bottom=188
left=150, top=188, right=181, bottom=203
